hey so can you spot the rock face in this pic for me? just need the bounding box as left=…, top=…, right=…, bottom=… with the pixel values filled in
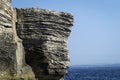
left=15, top=8, right=73, bottom=80
left=0, top=0, right=35, bottom=79
left=0, top=0, right=73, bottom=80
left=0, top=0, right=17, bottom=77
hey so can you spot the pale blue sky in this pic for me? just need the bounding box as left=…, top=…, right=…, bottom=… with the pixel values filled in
left=12, top=0, right=120, bottom=65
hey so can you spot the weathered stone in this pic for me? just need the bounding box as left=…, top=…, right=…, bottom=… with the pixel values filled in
left=0, top=0, right=16, bottom=75
left=0, top=0, right=35, bottom=79
left=15, top=8, right=73, bottom=80
left=0, top=0, right=73, bottom=80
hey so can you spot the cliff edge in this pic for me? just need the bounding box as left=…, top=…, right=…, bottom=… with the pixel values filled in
left=0, top=0, right=73, bottom=80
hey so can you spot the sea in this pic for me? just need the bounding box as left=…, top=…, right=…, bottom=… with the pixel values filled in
left=64, top=65, right=120, bottom=80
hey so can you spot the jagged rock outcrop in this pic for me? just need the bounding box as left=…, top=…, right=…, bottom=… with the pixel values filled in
left=15, top=8, right=73, bottom=80
left=0, top=0, right=73, bottom=80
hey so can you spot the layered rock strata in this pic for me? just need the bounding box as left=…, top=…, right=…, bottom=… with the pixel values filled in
left=0, top=0, right=73, bottom=80
left=0, top=0, right=16, bottom=77
left=0, top=0, right=35, bottom=79
left=15, top=8, right=73, bottom=80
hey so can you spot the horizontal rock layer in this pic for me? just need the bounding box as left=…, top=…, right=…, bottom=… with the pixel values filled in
left=0, top=0, right=12, bottom=27
left=16, top=8, right=73, bottom=80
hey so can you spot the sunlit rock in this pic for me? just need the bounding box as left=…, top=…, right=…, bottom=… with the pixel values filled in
left=0, top=0, right=73, bottom=80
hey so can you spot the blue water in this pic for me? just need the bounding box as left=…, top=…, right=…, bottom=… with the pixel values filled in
left=64, top=66, right=120, bottom=80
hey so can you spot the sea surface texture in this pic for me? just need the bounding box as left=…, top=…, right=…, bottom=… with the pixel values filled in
left=64, top=66, right=120, bottom=80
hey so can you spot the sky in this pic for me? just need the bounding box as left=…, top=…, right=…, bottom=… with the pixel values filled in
left=12, top=0, right=120, bottom=66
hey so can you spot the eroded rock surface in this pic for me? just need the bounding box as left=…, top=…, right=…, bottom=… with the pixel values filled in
left=16, top=8, right=73, bottom=80
left=0, top=0, right=73, bottom=80
left=0, top=0, right=17, bottom=76
left=0, top=0, right=35, bottom=79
